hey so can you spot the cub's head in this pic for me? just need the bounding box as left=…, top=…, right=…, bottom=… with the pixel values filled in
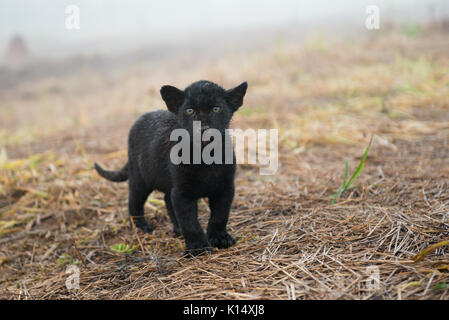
left=160, top=80, right=247, bottom=134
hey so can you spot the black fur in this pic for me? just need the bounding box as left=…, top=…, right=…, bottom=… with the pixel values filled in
left=94, top=80, right=248, bottom=256
left=94, top=162, right=128, bottom=182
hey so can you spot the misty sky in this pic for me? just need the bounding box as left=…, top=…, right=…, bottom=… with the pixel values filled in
left=0, top=0, right=448, bottom=58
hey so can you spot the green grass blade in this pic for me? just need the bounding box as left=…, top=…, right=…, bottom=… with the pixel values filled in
left=330, top=136, right=373, bottom=204
left=345, top=136, right=373, bottom=189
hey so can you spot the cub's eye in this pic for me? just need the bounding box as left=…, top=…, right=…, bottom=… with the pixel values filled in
left=212, top=106, right=221, bottom=113
left=185, top=108, right=194, bottom=115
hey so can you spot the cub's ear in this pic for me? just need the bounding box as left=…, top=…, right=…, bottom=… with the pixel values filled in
left=160, top=85, right=185, bottom=113
left=226, top=81, right=248, bottom=111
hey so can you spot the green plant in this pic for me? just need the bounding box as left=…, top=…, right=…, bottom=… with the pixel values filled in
left=109, top=243, right=139, bottom=255
left=402, top=23, right=421, bottom=37
left=434, top=282, right=449, bottom=290
left=56, top=253, right=79, bottom=265
left=330, top=136, right=373, bottom=204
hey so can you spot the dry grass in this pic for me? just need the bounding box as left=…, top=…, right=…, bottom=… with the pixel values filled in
left=0, top=27, right=449, bottom=299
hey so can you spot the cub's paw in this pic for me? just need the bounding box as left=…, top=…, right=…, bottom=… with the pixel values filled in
left=208, top=233, right=236, bottom=249
left=129, top=217, right=154, bottom=234
left=183, top=246, right=213, bottom=258
left=172, top=225, right=182, bottom=237
left=183, top=240, right=212, bottom=257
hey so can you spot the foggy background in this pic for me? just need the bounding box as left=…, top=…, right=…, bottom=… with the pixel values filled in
left=1, top=0, right=448, bottom=92
left=1, top=0, right=448, bottom=60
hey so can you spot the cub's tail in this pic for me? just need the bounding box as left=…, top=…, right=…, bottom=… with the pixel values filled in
left=94, top=162, right=129, bottom=182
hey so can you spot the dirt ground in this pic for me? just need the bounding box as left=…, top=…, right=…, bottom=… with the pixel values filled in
left=1, top=26, right=449, bottom=299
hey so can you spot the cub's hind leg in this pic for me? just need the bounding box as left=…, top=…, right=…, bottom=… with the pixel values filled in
left=128, top=179, right=154, bottom=233
left=164, top=193, right=181, bottom=236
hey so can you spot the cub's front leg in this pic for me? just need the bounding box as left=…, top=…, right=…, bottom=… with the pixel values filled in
left=171, top=188, right=211, bottom=256
left=207, top=184, right=236, bottom=249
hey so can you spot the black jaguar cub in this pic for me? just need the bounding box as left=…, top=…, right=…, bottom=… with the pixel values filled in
left=94, top=80, right=248, bottom=256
